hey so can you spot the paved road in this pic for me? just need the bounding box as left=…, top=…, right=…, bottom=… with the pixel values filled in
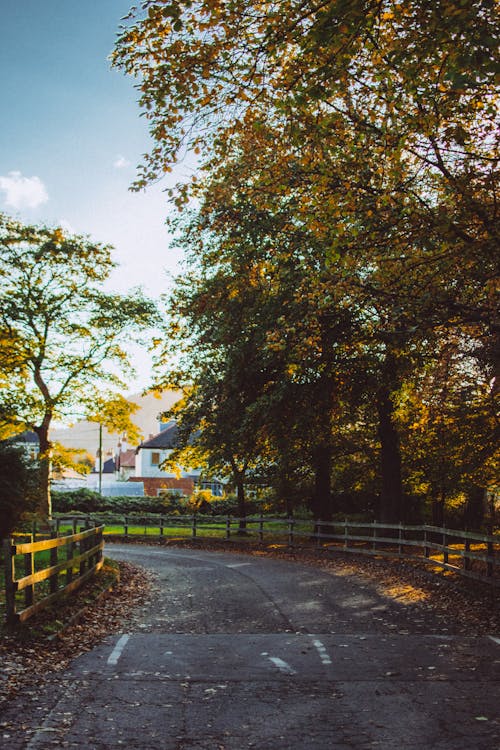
left=7, top=545, right=500, bottom=748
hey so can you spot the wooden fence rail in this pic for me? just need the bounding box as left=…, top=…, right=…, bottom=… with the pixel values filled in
left=52, top=514, right=499, bottom=588
left=3, top=525, right=104, bottom=624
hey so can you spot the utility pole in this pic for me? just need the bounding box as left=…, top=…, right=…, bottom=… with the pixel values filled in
left=98, top=422, right=103, bottom=495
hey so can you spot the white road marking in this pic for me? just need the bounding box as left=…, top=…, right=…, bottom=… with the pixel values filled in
left=226, top=563, right=251, bottom=568
left=489, top=636, right=500, bottom=646
left=107, top=634, right=130, bottom=666
left=312, top=638, right=332, bottom=665
left=267, top=657, right=297, bottom=675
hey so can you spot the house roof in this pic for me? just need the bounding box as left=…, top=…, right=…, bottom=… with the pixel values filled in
left=8, top=430, right=39, bottom=444
left=137, top=423, right=179, bottom=452
left=102, top=457, right=115, bottom=474
left=119, top=448, right=136, bottom=468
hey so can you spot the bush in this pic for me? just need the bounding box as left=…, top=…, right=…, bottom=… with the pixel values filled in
left=51, top=488, right=102, bottom=513
left=51, top=489, right=191, bottom=516
left=0, top=442, right=39, bottom=540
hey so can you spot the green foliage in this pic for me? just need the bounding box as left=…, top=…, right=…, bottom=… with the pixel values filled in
left=115, top=0, right=499, bottom=529
left=0, top=214, right=158, bottom=518
left=0, top=441, right=39, bottom=540
left=52, top=490, right=172, bottom=515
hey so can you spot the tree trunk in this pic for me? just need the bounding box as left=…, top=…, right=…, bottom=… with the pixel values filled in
left=275, top=466, right=294, bottom=517
left=463, top=485, right=486, bottom=531
left=431, top=489, right=445, bottom=527
left=234, top=471, right=247, bottom=534
left=34, top=423, right=52, bottom=521
left=376, top=385, right=404, bottom=524
left=311, top=443, right=333, bottom=522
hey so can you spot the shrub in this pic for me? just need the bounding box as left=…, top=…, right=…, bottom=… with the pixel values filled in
left=0, top=442, right=39, bottom=540
left=51, top=490, right=192, bottom=516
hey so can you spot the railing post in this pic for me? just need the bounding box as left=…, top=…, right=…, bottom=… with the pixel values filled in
left=259, top=513, right=264, bottom=543
left=225, top=516, right=231, bottom=540
left=66, top=529, right=75, bottom=585
left=423, top=527, right=430, bottom=559
left=79, top=527, right=87, bottom=577
left=124, top=515, right=129, bottom=539
left=287, top=516, right=294, bottom=548
left=442, top=528, right=448, bottom=566
left=487, top=538, right=493, bottom=578
left=464, top=537, right=471, bottom=572
left=372, top=521, right=377, bottom=552
left=24, top=534, right=34, bottom=607
left=95, top=526, right=103, bottom=567
left=344, top=518, right=348, bottom=550
left=398, top=522, right=403, bottom=556
left=192, top=514, right=197, bottom=539
left=160, top=515, right=164, bottom=538
left=3, top=538, right=17, bottom=624
left=49, top=531, right=58, bottom=594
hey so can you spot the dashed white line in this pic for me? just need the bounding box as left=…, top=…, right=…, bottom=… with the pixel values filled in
left=263, top=654, right=297, bottom=675
left=312, top=638, right=332, bottom=665
left=107, top=634, right=130, bottom=666
left=225, top=563, right=252, bottom=568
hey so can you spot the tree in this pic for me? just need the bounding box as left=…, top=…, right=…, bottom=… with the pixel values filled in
left=396, top=330, right=499, bottom=527
left=0, top=214, right=158, bottom=519
left=114, top=0, right=498, bottom=524
left=156, top=242, right=277, bottom=531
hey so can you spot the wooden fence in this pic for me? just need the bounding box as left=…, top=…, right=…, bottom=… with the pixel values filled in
left=53, top=514, right=499, bottom=588
left=3, top=525, right=104, bottom=624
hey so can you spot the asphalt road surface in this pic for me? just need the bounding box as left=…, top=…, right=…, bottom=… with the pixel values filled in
left=6, top=545, right=500, bottom=748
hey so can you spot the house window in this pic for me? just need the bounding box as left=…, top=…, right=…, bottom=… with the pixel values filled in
left=151, top=452, right=160, bottom=466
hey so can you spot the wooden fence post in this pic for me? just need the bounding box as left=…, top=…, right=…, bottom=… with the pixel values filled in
left=287, top=516, right=294, bottom=548
left=225, top=516, right=231, bottom=540
left=487, top=538, right=493, bottom=578
left=315, top=520, right=321, bottom=548
left=160, top=515, right=164, bottom=538
left=3, top=539, right=17, bottom=624
left=372, top=521, right=377, bottom=552
left=259, top=513, right=264, bottom=543
left=124, top=516, right=129, bottom=539
left=24, top=535, right=34, bottom=608
left=344, top=518, right=348, bottom=550
left=79, top=527, right=86, bottom=577
left=66, top=530, right=75, bottom=585
left=464, top=537, right=471, bottom=572
left=442, top=529, right=448, bottom=566
left=49, top=531, right=58, bottom=594
left=423, top=527, right=430, bottom=559
left=192, top=514, right=197, bottom=539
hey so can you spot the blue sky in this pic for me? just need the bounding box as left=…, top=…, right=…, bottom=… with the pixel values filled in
left=0, top=1, right=184, bottom=390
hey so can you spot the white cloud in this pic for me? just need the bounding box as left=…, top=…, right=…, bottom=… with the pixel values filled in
left=0, top=171, right=49, bottom=209
left=113, top=155, right=130, bottom=169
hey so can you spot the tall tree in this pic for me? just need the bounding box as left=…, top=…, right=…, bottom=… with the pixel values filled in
left=0, top=214, right=158, bottom=519
left=114, top=0, right=498, bottom=523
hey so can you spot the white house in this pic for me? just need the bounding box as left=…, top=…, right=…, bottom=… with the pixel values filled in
left=133, top=421, right=224, bottom=497
left=134, top=422, right=194, bottom=479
